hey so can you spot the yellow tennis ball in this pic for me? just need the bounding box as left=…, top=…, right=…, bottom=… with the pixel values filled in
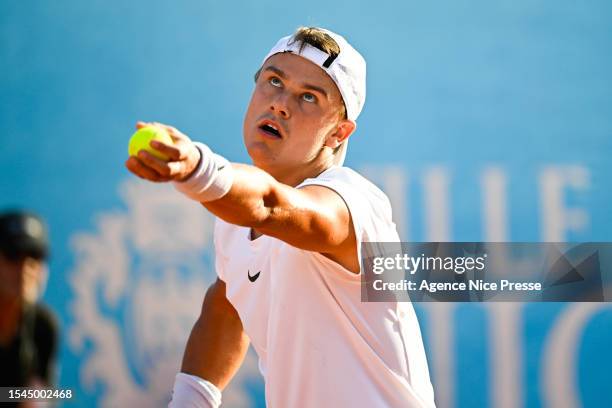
left=128, top=126, right=173, bottom=161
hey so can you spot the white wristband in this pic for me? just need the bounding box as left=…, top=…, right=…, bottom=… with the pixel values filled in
left=168, top=372, right=222, bottom=408
left=173, top=142, right=234, bottom=202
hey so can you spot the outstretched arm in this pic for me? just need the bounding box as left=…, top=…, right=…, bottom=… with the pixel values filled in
left=125, top=122, right=358, bottom=273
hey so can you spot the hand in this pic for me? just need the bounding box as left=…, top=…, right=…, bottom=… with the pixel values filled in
left=125, top=121, right=202, bottom=182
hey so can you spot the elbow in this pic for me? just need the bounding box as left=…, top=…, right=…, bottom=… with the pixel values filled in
left=229, top=202, right=273, bottom=229
left=229, top=187, right=279, bottom=229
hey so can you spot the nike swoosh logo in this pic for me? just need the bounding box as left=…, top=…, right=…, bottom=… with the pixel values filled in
left=248, top=270, right=261, bottom=282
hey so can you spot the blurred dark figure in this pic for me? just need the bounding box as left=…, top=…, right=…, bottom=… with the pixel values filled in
left=0, top=211, right=58, bottom=401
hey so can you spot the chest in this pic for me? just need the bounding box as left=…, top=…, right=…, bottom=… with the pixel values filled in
left=217, top=227, right=327, bottom=351
left=217, top=228, right=277, bottom=353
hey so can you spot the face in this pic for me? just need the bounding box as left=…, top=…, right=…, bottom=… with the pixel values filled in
left=243, top=52, right=354, bottom=178
left=0, top=252, right=45, bottom=302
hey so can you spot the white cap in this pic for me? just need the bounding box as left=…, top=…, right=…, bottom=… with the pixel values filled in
left=261, top=28, right=366, bottom=121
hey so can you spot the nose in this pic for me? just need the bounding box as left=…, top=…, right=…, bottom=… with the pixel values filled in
left=269, top=94, right=290, bottom=119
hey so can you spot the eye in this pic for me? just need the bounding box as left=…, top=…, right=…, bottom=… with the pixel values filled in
left=269, top=77, right=282, bottom=87
left=302, top=93, right=317, bottom=103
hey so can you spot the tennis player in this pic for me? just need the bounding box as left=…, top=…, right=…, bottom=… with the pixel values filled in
left=126, top=27, right=435, bottom=408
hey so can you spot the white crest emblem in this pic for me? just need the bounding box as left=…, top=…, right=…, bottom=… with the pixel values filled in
left=68, top=179, right=263, bottom=406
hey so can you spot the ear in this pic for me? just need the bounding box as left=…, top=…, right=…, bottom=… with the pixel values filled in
left=324, top=119, right=356, bottom=149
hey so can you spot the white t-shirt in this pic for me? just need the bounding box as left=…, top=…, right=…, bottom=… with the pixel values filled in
left=214, top=166, right=435, bottom=408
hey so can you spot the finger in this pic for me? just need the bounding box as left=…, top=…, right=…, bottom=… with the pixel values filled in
left=137, top=150, right=173, bottom=178
left=125, top=157, right=164, bottom=182
left=125, top=156, right=163, bottom=181
left=150, top=140, right=183, bottom=161
left=136, top=121, right=150, bottom=129
left=152, top=122, right=190, bottom=143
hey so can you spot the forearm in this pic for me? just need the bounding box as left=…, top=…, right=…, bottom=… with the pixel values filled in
left=181, top=279, right=249, bottom=390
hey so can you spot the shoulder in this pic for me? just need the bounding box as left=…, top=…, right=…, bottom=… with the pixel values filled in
left=299, top=166, right=393, bottom=218
left=301, top=165, right=375, bottom=188
left=299, top=166, right=398, bottom=241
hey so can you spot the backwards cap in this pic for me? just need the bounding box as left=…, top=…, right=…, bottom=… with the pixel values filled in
left=0, top=211, right=49, bottom=260
left=261, top=28, right=366, bottom=121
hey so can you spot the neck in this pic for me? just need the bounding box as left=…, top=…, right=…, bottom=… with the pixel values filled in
left=261, top=150, right=337, bottom=187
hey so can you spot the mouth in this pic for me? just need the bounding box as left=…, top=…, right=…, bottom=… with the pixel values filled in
left=257, top=120, right=284, bottom=139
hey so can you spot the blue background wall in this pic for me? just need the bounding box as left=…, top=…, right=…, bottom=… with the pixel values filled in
left=1, top=1, right=611, bottom=406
